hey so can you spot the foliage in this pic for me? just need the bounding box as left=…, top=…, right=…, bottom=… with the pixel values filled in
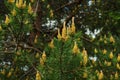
left=0, top=0, right=120, bottom=80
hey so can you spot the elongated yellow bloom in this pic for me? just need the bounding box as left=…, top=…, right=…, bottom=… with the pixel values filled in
left=0, top=25, right=2, bottom=31
left=5, top=15, right=10, bottom=25
left=82, top=48, right=87, bottom=56
left=116, top=63, right=120, bottom=70
left=72, top=41, right=80, bottom=54
left=50, top=9, right=53, bottom=17
left=107, top=61, right=111, bottom=66
left=30, top=0, right=34, bottom=3
left=102, top=49, right=107, bottom=54
left=28, top=3, right=33, bottom=14
left=35, top=53, right=40, bottom=58
left=8, top=0, right=15, bottom=3
left=94, top=48, right=98, bottom=54
left=49, top=39, right=54, bottom=48
left=36, top=71, right=41, bottom=80
left=117, top=54, right=120, bottom=62
left=42, top=51, right=46, bottom=62
left=11, top=9, right=16, bottom=16
left=98, top=70, right=104, bottom=80
left=57, top=29, right=62, bottom=40
left=40, top=58, right=44, bottom=66
left=110, top=35, right=115, bottom=43
left=109, top=52, right=113, bottom=59
left=83, top=55, right=88, bottom=66
left=83, top=72, right=88, bottom=78
left=16, top=0, right=23, bottom=8
left=67, top=25, right=71, bottom=35
left=19, top=0, right=23, bottom=7
left=62, top=22, right=67, bottom=39
left=115, top=71, right=118, bottom=79
left=7, top=71, right=12, bottom=77
left=1, top=69, right=5, bottom=75
left=22, top=1, right=26, bottom=8
left=16, top=0, right=20, bottom=8
left=34, top=35, right=38, bottom=43
left=71, top=17, right=76, bottom=34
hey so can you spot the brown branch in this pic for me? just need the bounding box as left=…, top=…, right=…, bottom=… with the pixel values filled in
left=18, top=42, right=42, bottom=53
left=54, top=0, right=83, bottom=12
left=1, top=41, right=42, bottom=54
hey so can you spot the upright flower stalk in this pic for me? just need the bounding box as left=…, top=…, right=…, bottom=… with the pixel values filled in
left=36, top=71, right=41, bottom=80
left=71, top=17, right=76, bottom=34
left=5, top=15, right=10, bottom=25
left=72, top=41, right=80, bottom=55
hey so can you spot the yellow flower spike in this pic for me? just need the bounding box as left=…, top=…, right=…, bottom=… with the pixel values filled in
left=115, top=71, right=118, bottom=79
left=83, top=52, right=88, bottom=66
left=47, top=4, right=50, bottom=9
left=8, top=0, right=15, bottom=3
left=22, top=1, right=26, bottom=9
left=110, top=35, right=115, bottom=43
left=107, top=62, right=111, bottom=66
left=26, top=76, right=29, bottom=80
left=5, top=15, right=10, bottom=25
left=67, top=25, right=72, bottom=35
left=1, top=69, right=5, bottom=75
left=40, top=58, right=44, bottom=66
left=30, top=0, right=34, bottom=3
left=117, top=54, right=120, bottom=62
left=16, top=51, right=21, bottom=55
left=36, top=71, right=41, bottom=80
left=16, top=0, right=22, bottom=8
left=62, top=22, right=67, bottom=40
left=35, top=53, right=40, bottom=58
left=16, top=0, right=23, bottom=8
left=19, top=0, right=23, bottom=7
left=98, top=70, right=104, bottom=80
left=102, top=49, right=107, bottom=54
left=109, top=52, right=114, bottom=59
left=34, top=35, right=38, bottom=43
left=104, top=40, right=107, bottom=44
left=72, top=41, right=80, bottom=55
left=50, top=9, right=54, bottom=17
left=94, top=48, right=98, bottom=54
left=42, top=51, right=46, bottom=62
left=104, top=60, right=107, bottom=65
left=83, top=72, right=88, bottom=78
left=28, top=3, right=33, bottom=14
left=116, top=63, right=120, bottom=70
left=16, top=0, right=19, bottom=8
left=71, top=17, right=76, bottom=34
left=91, top=59, right=96, bottom=65
left=82, top=48, right=88, bottom=66
left=7, top=71, right=12, bottom=78
left=95, top=70, right=99, bottom=76
left=104, top=35, right=107, bottom=39
left=82, top=48, right=87, bottom=56
left=49, top=39, right=54, bottom=48
left=11, top=8, right=16, bottom=16
left=0, top=25, right=2, bottom=31
left=57, top=28, right=62, bottom=40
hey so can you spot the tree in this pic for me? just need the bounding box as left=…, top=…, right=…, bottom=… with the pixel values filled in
left=0, top=0, right=120, bottom=80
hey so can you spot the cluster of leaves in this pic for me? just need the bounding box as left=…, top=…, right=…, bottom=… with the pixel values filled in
left=38, top=24, right=120, bottom=80
left=0, top=0, right=38, bottom=80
